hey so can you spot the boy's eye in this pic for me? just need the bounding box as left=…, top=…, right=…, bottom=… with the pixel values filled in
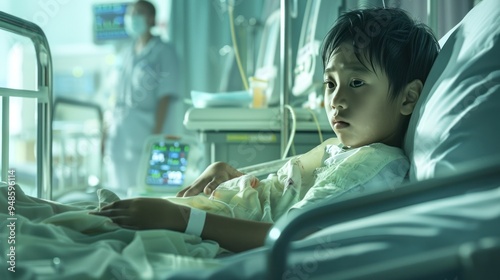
left=350, top=79, right=364, bottom=88
left=324, top=81, right=336, bottom=90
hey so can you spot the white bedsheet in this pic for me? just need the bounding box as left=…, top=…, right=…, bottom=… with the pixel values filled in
left=0, top=184, right=224, bottom=279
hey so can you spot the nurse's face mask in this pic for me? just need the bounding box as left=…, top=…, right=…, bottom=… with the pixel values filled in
left=124, top=14, right=148, bottom=38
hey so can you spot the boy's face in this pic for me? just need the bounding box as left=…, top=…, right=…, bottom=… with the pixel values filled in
left=323, top=42, right=406, bottom=148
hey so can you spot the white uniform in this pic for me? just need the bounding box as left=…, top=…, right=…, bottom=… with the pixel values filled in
left=106, top=36, right=182, bottom=195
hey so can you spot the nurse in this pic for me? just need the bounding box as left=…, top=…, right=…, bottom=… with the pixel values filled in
left=105, top=0, right=182, bottom=196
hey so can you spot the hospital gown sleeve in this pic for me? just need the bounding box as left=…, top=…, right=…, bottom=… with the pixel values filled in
left=289, top=143, right=409, bottom=212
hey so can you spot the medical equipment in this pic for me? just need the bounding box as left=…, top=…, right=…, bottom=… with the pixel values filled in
left=190, top=90, right=252, bottom=108
left=253, top=9, right=281, bottom=106
left=144, top=141, right=189, bottom=187
left=92, top=2, right=131, bottom=43
left=184, top=107, right=335, bottom=167
left=133, top=134, right=204, bottom=195
left=52, top=97, right=104, bottom=201
left=228, top=0, right=250, bottom=92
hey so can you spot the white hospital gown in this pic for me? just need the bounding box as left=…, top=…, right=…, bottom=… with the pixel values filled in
left=168, top=143, right=409, bottom=223
left=289, top=143, right=409, bottom=212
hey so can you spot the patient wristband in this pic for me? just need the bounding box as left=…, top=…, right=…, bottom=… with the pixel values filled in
left=185, top=208, right=206, bottom=236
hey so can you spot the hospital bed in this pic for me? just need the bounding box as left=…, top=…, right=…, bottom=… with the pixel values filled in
left=0, top=11, right=53, bottom=200
left=1, top=0, right=500, bottom=278
left=52, top=97, right=104, bottom=202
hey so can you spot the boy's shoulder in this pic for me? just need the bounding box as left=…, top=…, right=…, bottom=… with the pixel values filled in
left=362, top=142, right=405, bottom=154
left=325, top=142, right=407, bottom=161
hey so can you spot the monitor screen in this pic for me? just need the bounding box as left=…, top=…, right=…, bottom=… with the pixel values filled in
left=93, top=2, right=131, bottom=43
left=145, top=141, right=190, bottom=187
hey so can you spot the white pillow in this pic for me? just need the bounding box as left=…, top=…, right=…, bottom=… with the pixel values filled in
left=404, top=0, right=500, bottom=181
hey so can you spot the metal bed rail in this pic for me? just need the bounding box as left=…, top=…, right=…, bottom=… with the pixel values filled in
left=265, top=156, right=500, bottom=279
left=52, top=97, right=104, bottom=199
left=0, top=11, right=53, bottom=200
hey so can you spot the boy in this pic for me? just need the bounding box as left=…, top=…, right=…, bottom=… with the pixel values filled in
left=94, top=7, right=439, bottom=253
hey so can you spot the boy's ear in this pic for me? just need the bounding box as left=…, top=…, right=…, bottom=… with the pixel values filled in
left=400, top=79, right=423, bottom=116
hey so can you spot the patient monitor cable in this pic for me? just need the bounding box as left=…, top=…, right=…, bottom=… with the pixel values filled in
left=228, top=0, right=249, bottom=91
left=307, top=108, right=324, bottom=143
left=282, top=105, right=297, bottom=159
left=281, top=106, right=324, bottom=159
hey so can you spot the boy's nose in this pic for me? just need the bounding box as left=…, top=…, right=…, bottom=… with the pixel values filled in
left=331, top=90, right=347, bottom=110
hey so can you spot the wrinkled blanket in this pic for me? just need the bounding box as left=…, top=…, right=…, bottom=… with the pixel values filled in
left=0, top=185, right=222, bottom=280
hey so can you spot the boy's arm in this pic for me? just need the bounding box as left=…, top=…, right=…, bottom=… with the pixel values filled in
left=177, top=161, right=247, bottom=197
left=177, top=138, right=339, bottom=198
left=92, top=198, right=272, bottom=253
left=203, top=211, right=272, bottom=252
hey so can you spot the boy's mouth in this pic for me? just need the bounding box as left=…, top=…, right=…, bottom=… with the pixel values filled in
left=333, top=121, right=350, bottom=129
left=332, top=117, right=350, bottom=129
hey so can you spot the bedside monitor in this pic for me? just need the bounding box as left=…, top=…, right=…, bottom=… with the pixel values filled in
left=93, top=2, right=131, bottom=43
left=137, top=135, right=204, bottom=194
left=145, top=141, right=189, bottom=187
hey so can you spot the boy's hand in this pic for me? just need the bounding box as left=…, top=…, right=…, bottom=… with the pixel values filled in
left=91, top=198, right=189, bottom=231
left=176, top=162, right=245, bottom=197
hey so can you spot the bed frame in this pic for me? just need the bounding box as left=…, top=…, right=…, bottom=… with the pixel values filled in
left=0, top=11, right=53, bottom=200
left=266, top=156, right=500, bottom=279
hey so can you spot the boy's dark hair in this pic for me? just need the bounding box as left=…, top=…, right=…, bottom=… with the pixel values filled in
left=321, top=8, right=440, bottom=101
